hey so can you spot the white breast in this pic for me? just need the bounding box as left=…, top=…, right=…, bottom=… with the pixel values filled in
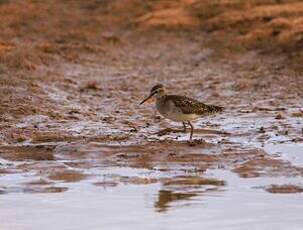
left=156, top=98, right=200, bottom=122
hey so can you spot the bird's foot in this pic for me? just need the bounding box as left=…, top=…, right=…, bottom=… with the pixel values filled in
left=187, top=139, right=206, bottom=146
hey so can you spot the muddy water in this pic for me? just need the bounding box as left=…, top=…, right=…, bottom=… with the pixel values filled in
left=265, top=143, right=303, bottom=167
left=1, top=168, right=303, bottom=230
left=1, top=94, right=303, bottom=229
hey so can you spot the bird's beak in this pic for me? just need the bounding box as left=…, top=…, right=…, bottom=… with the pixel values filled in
left=140, top=92, right=155, bottom=105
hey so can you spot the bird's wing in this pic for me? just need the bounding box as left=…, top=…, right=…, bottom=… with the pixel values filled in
left=165, top=95, right=223, bottom=115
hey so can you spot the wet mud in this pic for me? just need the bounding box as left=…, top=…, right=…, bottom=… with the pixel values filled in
left=0, top=1, right=303, bottom=229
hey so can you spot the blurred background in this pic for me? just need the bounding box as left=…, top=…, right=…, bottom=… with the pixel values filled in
left=1, top=0, right=302, bottom=122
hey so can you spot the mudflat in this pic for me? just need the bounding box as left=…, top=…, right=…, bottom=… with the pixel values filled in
left=0, top=1, right=303, bottom=229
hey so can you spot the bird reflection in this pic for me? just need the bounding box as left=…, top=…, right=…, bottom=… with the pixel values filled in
left=154, top=190, right=197, bottom=213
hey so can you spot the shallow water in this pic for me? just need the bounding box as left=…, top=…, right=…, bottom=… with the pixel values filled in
left=1, top=168, right=303, bottom=230
left=264, top=143, right=303, bottom=167
left=1, top=111, right=303, bottom=229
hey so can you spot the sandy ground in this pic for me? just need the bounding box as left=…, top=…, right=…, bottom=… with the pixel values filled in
left=0, top=0, right=303, bottom=209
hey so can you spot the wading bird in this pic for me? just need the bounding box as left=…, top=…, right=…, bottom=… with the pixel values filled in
left=140, top=84, right=223, bottom=140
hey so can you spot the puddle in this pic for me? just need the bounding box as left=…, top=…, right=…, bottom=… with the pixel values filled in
left=1, top=168, right=303, bottom=230
left=264, top=143, right=303, bottom=167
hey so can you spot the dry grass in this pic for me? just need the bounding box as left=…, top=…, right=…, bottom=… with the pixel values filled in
left=137, top=0, right=303, bottom=70
left=1, top=0, right=302, bottom=71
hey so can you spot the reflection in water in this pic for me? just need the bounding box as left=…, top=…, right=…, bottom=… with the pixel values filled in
left=154, top=190, right=197, bottom=212
left=2, top=170, right=303, bottom=229
left=0, top=185, right=68, bottom=194
left=0, top=187, right=6, bottom=195
left=264, top=143, right=303, bottom=167
left=155, top=176, right=226, bottom=212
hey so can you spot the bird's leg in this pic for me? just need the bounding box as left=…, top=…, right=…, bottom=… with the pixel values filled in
left=182, top=122, right=187, bottom=133
left=187, top=121, right=194, bottom=140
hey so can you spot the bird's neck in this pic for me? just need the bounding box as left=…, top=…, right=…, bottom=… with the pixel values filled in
left=155, top=92, right=166, bottom=100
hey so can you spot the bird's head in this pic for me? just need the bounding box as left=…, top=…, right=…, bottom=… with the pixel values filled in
left=140, top=84, right=166, bottom=105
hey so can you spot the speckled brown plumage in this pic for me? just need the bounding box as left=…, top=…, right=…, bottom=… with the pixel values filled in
left=140, top=84, right=224, bottom=140
left=163, top=95, right=223, bottom=115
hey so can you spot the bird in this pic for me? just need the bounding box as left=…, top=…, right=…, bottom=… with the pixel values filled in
left=140, top=84, right=223, bottom=140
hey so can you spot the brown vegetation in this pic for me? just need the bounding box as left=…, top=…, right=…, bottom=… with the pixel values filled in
left=138, top=0, right=303, bottom=70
